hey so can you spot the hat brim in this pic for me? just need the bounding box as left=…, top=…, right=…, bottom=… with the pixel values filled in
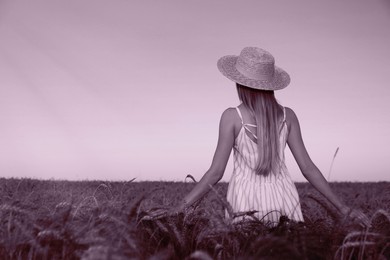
left=217, top=55, right=290, bottom=90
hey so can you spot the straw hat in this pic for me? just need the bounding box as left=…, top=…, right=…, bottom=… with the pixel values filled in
left=217, top=47, right=290, bottom=90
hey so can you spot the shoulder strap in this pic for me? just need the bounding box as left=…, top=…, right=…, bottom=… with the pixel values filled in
left=235, top=107, right=243, bottom=124
left=283, top=106, right=286, bottom=122
left=236, top=106, right=257, bottom=139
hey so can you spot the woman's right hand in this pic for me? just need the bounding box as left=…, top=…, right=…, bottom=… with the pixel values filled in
left=142, top=203, right=186, bottom=220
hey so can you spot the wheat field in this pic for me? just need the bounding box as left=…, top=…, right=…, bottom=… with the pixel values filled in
left=0, top=178, right=389, bottom=259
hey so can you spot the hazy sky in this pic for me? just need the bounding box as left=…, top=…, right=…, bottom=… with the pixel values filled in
left=0, top=0, right=389, bottom=182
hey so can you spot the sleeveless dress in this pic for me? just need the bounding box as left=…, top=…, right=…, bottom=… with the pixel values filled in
left=226, top=106, right=304, bottom=225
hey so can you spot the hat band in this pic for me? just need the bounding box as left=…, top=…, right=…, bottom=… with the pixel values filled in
left=235, top=59, right=275, bottom=81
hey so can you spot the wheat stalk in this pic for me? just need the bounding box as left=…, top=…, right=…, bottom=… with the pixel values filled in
left=370, top=209, right=390, bottom=223
left=93, top=183, right=113, bottom=200
left=327, top=147, right=339, bottom=181
left=185, top=174, right=197, bottom=183
left=72, top=196, right=99, bottom=220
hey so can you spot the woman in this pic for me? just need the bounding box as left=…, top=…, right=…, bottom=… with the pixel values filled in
left=153, top=47, right=369, bottom=226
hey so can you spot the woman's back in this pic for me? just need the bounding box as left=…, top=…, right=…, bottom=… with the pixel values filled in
left=227, top=104, right=304, bottom=224
left=232, top=104, right=287, bottom=175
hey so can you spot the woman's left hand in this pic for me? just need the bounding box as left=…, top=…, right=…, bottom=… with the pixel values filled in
left=341, top=206, right=371, bottom=227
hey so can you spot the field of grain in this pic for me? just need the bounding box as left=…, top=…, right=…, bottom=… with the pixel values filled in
left=0, top=178, right=389, bottom=259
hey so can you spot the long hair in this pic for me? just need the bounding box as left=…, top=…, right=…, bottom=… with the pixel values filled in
left=236, top=83, right=283, bottom=176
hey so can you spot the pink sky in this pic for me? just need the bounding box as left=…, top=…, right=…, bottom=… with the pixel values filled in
left=0, top=0, right=389, bottom=182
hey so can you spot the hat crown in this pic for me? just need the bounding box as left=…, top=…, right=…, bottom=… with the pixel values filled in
left=235, top=47, right=275, bottom=81
left=240, top=47, right=275, bottom=64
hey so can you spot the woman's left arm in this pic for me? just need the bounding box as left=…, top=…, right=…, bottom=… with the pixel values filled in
left=175, top=108, right=236, bottom=211
left=287, top=108, right=370, bottom=226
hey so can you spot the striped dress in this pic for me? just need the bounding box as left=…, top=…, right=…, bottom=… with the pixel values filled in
left=226, top=106, right=304, bottom=225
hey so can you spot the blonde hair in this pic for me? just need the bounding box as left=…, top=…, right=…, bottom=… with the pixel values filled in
left=236, top=83, right=283, bottom=176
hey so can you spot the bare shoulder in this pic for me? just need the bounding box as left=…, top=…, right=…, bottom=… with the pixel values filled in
left=221, top=107, right=237, bottom=117
left=284, top=106, right=299, bottom=131
left=220, top=107, right=239, bottom=125
left=284, top=106, right=299, bottom=121
left=220, top=107, right=241, bottom=136
left=221, top=107, right=240, bottom=119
